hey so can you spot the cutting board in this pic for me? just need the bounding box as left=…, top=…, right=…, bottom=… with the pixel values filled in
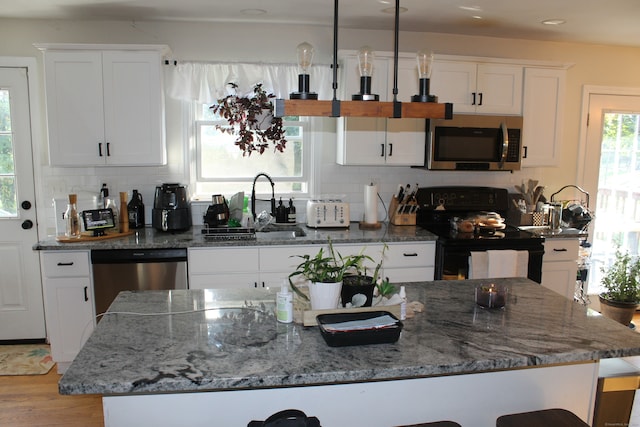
left=55, top=230, right=135, bottom=243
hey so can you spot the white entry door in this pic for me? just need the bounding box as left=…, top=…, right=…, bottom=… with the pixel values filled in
left=0, top=66, right=45, bottom=340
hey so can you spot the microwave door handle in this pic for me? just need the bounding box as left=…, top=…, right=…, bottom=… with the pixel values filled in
left=499, top=122, right=509, bottom=169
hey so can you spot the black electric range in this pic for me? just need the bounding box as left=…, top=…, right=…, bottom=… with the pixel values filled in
left=415, top=186, right=544, bottom=282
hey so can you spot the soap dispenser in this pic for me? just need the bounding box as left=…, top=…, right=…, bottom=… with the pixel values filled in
left=276, top=197, right=287, bottom=223
left=287, top=198, right=296, bottom=224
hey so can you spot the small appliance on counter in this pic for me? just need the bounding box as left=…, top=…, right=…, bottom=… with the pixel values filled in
left=306, top=198, right=350, bottom=228
left=151, top=183, right=192, bottom=231
left=203, top=194, right=230, bottom=228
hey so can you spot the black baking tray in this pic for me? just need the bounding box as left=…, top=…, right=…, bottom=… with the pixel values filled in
left=316, top=311, right=403, bottom=347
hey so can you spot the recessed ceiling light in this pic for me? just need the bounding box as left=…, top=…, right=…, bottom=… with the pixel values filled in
left=382, top=6, right=408, bottom=14
left=378, top=0, right=392, bottom=4
left=471, top=15, right=483, bottom=20
left=240, top=9, right=267, bottom=16
left=459, top=6, right=483, bottom=12
left=541, top=18, right=566, bottom=25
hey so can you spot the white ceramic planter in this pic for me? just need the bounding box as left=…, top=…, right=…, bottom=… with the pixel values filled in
left=308, top=281, right=342, bottom=310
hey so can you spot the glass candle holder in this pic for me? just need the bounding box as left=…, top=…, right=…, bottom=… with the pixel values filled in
left=475, top=283, right=507, bottom=309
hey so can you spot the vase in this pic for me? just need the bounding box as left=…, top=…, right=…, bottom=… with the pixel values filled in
left=308, top=280, right=342, bottom=310
left=253, top=110, right=274, bottom=130
left=599, top=295, right=639, bottom=326
left=341, top=275, right=376, bottom=307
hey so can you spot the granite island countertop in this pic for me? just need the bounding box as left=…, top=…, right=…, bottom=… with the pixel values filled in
left=59, top=278, right=640, bottom=396
left=34, top=222, right=437, bottom=250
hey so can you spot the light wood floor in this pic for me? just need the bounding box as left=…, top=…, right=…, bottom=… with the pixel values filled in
left=0, top=367, right=103, bottom=427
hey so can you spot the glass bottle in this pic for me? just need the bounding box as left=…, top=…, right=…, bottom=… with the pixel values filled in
left=64, top=194, right=81, bottom=239
left=127, top=189, right=145, bottom=229
left=119, top=192, right=129, bottom=233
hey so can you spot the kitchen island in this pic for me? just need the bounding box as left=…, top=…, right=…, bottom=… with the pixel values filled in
left=60, top=278, right=640, bottom=427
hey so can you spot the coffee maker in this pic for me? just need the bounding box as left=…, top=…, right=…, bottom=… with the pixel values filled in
left=203, top=195, right=230, bottom=228
left=152, top=184, right=192, bottom=231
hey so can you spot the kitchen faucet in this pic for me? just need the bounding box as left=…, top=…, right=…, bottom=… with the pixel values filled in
left=251, top=173, right=276, bottom=221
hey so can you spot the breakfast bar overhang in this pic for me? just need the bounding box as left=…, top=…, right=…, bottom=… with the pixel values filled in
left=59, top=279, right=640, bottom=426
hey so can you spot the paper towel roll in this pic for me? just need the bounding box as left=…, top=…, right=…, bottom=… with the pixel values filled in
left=364, top=184, right=378, bottom=224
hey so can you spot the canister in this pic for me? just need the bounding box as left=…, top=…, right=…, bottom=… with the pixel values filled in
left=549, top=202, right=562, bottom=230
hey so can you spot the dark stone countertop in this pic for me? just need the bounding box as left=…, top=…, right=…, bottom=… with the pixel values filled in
left=59, top=278, right=640, bottom=396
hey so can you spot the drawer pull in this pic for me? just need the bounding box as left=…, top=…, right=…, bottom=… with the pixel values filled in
left=403, top=253, right=419, bottom=257
left=83, top=286, right=89, bottom=302
left=57, top=262, right=74, bottom=266
left=553, top=248, right=568, bottom=252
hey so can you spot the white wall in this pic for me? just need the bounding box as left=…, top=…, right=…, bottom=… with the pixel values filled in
left=2, top=18, right=640, bottom=234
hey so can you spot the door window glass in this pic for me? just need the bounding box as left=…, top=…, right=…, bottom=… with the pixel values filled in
left=589, top=112, right=640, bottom=294
left=0, top=89, right=17, bottom=218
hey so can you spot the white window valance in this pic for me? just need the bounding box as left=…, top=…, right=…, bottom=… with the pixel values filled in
left=166, top=61, right=334, bottom=104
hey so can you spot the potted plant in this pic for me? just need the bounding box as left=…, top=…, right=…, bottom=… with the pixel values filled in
left=210, top=83, right=287, bottom=156
left=599, top=248, right=640, bottom=326
left=340, top=244, right=387, bottom=308
left=288, top=239, right=376, bottom=310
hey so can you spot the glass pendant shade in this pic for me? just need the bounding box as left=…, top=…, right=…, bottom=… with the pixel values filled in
left=357, top=46, right=375, bottom=77
left=416, top=49, right=434, bottom=79
left=296, top=42, right=314, bottom=73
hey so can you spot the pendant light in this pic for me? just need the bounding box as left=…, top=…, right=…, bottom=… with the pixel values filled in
left=289, top=42, right=318, bottom=100
left=411, top=49, right=437, bottom=103
left=352, top=46, right=379, bottom=101
left=274, top=0, right=453, bottom=119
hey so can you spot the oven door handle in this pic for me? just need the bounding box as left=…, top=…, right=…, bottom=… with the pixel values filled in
left=498, top=121, right=509, bottom=170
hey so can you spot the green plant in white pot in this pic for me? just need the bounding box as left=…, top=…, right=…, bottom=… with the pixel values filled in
left=288, top=239, right=373, bottom=310
left=599, top=248, right=640, bottom=326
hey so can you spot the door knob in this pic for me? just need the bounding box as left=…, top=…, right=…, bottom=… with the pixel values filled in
left=21, top=219, right=34, bottom=229
left=21, top=201, right=32, bottom=210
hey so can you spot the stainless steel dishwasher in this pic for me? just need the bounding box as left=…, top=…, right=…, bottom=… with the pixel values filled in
left=91, top=248, right=188, bottom=316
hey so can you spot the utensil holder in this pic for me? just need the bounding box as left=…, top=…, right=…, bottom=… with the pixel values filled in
left=389, top=196, right=417, bottom=226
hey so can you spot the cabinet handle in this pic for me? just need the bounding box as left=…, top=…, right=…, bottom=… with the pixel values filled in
left=57, top=262, right=74, bottom=266
left=254, top=282, right=258, bottom=288
left=98, top=143, right=103, bottom=157
left=478, top=93, right=483, bottom=106
left=403, top=253, right=418, bottom=257
left=388, top=143, right=393, bottom=157
left=262, top=282, right=266, bottom=288
left=523, top=146, right=528, bottom=159
left=106, top=142, right=111, bottom=157
left=553, top=248, right=568, bottom=252
left=380, top=143, right=385, bottom=157
left=83, top=286, right=89, bottom=302
left=472, top=92, right=476, bottom=105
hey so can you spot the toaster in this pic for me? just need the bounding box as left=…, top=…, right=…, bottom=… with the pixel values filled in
left=306, top=199, right=350, bottom=228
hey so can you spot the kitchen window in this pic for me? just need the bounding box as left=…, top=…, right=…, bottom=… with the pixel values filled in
left=192, top=103, right=310, bottom=199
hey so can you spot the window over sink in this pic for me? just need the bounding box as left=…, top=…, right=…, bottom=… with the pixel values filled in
left=192, top=102, right=311, bottom=200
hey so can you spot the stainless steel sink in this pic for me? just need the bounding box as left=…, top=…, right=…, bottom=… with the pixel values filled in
left=256, top=224, right=307, bottom=239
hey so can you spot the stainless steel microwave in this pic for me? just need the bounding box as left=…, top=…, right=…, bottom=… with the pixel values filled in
left=427, top=114, right=523, bottom=171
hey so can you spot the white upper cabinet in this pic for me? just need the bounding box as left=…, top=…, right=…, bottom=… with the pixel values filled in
left=38, top=44, right=168, bottom=166
left=521, top=67, right=566, bottom=167
left=431, top=60, right=523, bottom=115
left=336, top=52, right=425, bottom=166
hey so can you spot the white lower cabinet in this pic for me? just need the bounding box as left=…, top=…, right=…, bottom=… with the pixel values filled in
left=188, top=247, right=260, bottom=289
left=541, top=239, right=579, bottom=300
left=41, top=250, right=94, bottom=373
left=188, top=242, right=436, bottom=290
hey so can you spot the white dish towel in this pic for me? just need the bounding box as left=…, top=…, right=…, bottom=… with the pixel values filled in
left=469, top=250, right=528, bottom=279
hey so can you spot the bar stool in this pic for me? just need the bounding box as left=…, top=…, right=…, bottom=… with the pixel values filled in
left=496, top=408, right=589, bottom=427
left=395, top=422, right=461, bottom=427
